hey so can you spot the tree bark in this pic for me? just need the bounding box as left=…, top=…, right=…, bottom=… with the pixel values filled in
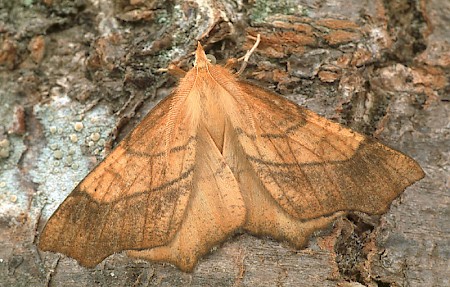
left=0, top=0, right=448, bottom=286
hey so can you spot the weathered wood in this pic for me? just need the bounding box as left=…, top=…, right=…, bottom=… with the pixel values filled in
left=0, top=0, right=448, bottom=286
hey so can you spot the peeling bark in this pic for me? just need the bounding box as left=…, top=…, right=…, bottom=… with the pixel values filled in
left=0, top=0, right=448, bottom=286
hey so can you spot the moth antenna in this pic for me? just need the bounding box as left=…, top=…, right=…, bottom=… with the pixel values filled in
left=236, top=34, right=260, bottom=138
left=236, top=34, right=261, bottom=75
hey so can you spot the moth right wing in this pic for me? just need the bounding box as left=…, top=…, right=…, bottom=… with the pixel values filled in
left=231, top=81, right=424, bottom=221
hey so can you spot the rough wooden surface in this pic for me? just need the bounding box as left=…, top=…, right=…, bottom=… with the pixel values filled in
left=0, top=0, right=448, bottom=286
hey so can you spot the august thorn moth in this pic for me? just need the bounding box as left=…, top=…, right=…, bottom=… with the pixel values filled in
left=39, top=40, right=424, bottom=272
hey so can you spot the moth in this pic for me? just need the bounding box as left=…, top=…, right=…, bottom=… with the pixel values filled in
left=39, top=40, right=424, bottom=272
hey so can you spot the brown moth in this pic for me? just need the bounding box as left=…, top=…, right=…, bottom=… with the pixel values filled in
left=39, top=41, right=424, bottom=272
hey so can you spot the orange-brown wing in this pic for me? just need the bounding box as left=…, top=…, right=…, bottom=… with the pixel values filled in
left=127, top=124, right=247, bottom=272
left=230, top=82, right=424, bottom=220
left=39, top=86, right=199, bottom=267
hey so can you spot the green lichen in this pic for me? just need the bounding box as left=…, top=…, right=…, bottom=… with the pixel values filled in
left=249, top=0, right=309, bottom=24
left=22, top=0, right=35, bottom=7
left=155, top=9, right=169, bottom=24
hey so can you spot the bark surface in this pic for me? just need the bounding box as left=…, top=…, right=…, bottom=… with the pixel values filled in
left=0, top=0, right=448, bottom=286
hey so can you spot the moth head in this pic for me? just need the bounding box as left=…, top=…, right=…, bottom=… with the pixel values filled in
left=194, top=42, right=211, bottom=69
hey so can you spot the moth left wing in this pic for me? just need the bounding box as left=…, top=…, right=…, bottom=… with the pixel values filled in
left=39, top=90, right=199, bottom=267
left=230, top=81, right=424, bottom=220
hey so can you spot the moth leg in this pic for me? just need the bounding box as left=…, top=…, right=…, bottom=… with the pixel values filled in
left=156, top=63, right=187, bottom=78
